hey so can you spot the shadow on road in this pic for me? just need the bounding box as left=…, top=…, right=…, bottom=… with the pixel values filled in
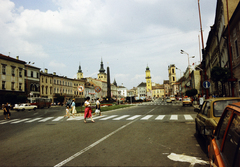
left=194, top=133, right=208, bottom=156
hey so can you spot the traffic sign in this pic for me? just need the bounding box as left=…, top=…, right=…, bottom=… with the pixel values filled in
left=77, top=85, right=84, bottom=92
left=203, top=81, right=210, bottom=89
left=95, top=86, right=101, bottom=93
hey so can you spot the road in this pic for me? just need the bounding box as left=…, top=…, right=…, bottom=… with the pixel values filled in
left=0, top=100, right=209, bottom=166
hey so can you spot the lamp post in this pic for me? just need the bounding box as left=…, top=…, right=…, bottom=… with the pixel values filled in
left=180, top=50, right=195, bottom=78
left=176, top=67, right=182, bottom=79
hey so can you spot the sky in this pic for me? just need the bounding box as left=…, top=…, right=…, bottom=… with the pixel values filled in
left=0, top=0, right=217, bottom=89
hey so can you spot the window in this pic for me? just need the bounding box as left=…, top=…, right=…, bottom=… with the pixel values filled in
left=235, top=40, right=239, bottom=57
left=215, top=109, right=232, bottom=147
left=19, top=83, right=22, bottom=91
left=2, top=65, right=6, bottom=75
left=37, top=73, right=39, bottom=78
left=172, top=69, right=174, bottom=73
left=19, top=68, right=22, bottom=77
left=2, top=81, right=6, bottom=89
left=11, top=66, right=15, bottom=76
left=11, top=82, right=14, bottom=90
left=31, top=71, right=33, bottom=77
left=42, top=77, right=44, bottom=83
left=172, top=76, right=175, bottom=82
left=46, top=78, right=47, bottom=83
left=42, top=86, right=44, bottom=94
left=46, top=86, right=48, bottom=94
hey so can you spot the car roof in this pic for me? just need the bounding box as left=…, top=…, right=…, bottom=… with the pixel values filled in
left=204, top=97, right=240, bottom=102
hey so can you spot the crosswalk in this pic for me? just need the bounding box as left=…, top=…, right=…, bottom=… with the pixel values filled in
left=137, top=102, right=182, bottom=106
left=0, top=114, right=195, bottom=125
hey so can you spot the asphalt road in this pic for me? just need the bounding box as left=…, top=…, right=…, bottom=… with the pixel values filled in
left=0, top=101, right=209, bottom=166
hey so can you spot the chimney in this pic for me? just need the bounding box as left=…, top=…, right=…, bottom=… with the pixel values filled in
left=44, top=68, right=48, bottom=73
left=53, top=72, right=56, bottom=75
left=16, top=56, right=19, bottom=60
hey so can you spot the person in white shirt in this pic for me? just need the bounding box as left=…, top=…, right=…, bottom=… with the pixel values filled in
left=95, top=98, right=102, bottom=116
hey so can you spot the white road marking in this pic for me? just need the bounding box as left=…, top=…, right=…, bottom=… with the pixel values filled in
left=93, top=115, right=106, bottom=119
left=113, top=115, right=130, bottom=120
left=38, top=117, right=54, bottom=122
left=167, top=153, right=209, bottom=166
left=126, top=115, right=141, bottom=120
left=11, top=118, right=30, bottom=124
left=170, top=115, right=178, bottom=120
left=0, top=119, right=19, bottom=124
left=184, top=115, right=193, bottom=120
left=25, top=118, right=42, bottom=123
left=52, top=116, right=64, bottom=121
left=140, top=115, right=153, bottom=120
left=99, top=115, right=118, bottom=120
left=67, top=116, right=84, bottom=121
left=155, top=115, right=165, bottom=120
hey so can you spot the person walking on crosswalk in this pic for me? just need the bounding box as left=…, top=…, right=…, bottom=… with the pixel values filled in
left=71, top=99, right=76, bottom=117
left=84, top=97, right=95, bottom=123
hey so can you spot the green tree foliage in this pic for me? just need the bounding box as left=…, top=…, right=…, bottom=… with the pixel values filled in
left=211, top=66, right=231, bottom=95
left=186, top=89, right=198, bottom=97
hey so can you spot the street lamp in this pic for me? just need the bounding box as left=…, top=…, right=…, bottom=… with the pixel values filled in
left=181, top=50, right=195, bottom=90
left=176, top=67, right=182, bottom=79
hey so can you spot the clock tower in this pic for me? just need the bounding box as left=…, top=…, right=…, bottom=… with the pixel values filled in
left=145, top=65, right=152, bottom=95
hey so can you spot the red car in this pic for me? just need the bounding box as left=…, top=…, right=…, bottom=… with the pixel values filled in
left=208, top=102, right=240, bottom=167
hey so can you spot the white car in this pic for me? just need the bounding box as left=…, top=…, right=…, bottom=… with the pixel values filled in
left=13, top=103, right=37, bottom=111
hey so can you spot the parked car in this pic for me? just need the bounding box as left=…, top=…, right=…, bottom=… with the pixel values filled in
left=194, top=97, right=240, bottom=143
left=13, top=103, right=37, bottom=111
left=170, top=95, right=175, bottom=101
left=166, top=97, right=172, bottom=103
left=208, top=101, right=240, bottom=167
left=182, top=97, right=192, bottom=106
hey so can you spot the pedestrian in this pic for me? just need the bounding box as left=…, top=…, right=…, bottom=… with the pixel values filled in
left=71, top=99, right=76, bottom=117
left=95, top=98, right=102, bottom=116
left=3, top=104, right=10, bottom=120
left=84, top=96, right=95, bottom=123
left=64, top=106, right=70, bottom=118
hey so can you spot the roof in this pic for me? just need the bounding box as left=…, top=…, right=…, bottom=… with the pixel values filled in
left=137, top=82, right=146, bottom=87
left=0, top=53, right=26, bottom=64
left=163, top=80, right=169, bottom=84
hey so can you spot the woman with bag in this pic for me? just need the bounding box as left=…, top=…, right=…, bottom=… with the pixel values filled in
left=84, top=97, right=95, bottom=123
left=95, top=98, right=102, bottom=116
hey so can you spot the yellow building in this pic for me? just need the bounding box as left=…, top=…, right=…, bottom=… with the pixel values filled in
left=97, top=59, right=107, bottom=82
left=145, top=65, right=152, bottom=98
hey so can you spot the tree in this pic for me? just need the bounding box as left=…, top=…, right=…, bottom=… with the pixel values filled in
left=211, top=66, right=231, bottom=95
left=186, top=89, right=198, bottom=97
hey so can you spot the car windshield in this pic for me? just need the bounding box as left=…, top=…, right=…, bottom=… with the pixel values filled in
left=213, top=99, right=240, bottom=117
left=184, top=98, right=191, bottom=101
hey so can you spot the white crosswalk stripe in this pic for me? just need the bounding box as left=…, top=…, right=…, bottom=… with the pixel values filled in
left=0, top=114, right=195, bottom=124
left=99, top=115, right=118, bottom=120
left=141, top=115, right=153, bottom=120
left=170, top=115, right=178, bottom=120
left=184, top=115, right=194, bottom=120
left=25, top=117, right=42, bottom=123
left=113, top=115, right=130, bottom=120
left=126, top=115, right=141, bottom=120
left=11, top=118, right=30, bottom=124
left=155, top=115, right=165, bottom=120
left=52, top=116, right=64, bottom=121
left=38, top=117, right=54, bottom=122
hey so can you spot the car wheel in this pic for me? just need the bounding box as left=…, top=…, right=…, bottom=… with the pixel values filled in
left=17, top=109, right=20, bottom=112
left=183, top=104, right=185, bottom=106
left=33, top=107, right=36, bottom=111
left=22, top=108, right=25, bottom=111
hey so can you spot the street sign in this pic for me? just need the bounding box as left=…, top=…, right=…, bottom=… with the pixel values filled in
left=203, top=81, right=211, bottom=89
left=77, top=85, right=84, bottom=92
left=95, top=86, right=101, bottom=93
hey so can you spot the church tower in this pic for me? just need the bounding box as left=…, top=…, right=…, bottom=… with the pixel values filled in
left=168, top=64, right=176, bottom=85
left=145, top=65, right=152, bottom=94
left=97, top=59, right=107, bottom=82
left=77, top=64, right=83, bottom=79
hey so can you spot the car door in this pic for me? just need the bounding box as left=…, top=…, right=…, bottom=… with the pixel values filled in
left=209, top=109, right=232, bottom=167
left=220, top=113, right=240, bottom=167
left=197, top=101, right=210, bottom=134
